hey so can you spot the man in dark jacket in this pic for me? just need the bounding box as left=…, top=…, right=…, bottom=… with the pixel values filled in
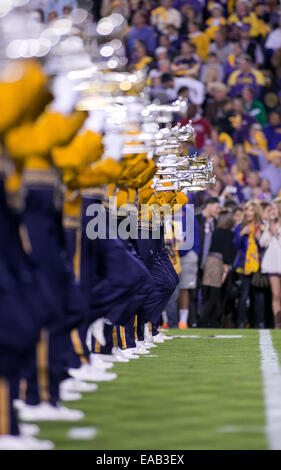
left=195, top=197, right=221, bottom=324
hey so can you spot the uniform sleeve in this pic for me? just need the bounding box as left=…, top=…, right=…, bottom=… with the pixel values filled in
left=5, top=110, right=87, bottom=160
left=0, top=60, right=48, bottom=133
left=52, top=130, right=103, bottom=170
left=72, top=158, right=122, bottom=189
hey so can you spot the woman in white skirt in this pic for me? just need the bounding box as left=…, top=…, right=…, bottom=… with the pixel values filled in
left=260, top=198, right=281, bottom=328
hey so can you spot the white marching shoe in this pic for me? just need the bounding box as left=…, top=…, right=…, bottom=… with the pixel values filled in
left=13, top=399, right=25, bottom=411
left=68, top=364, right=117, bottom=382
left=111, top=347, right=136, bottom=360
left=19, top=423, right=40, bottom=437
left=20, top=436, right=55, bottom=450
left=138, top=339, right=157, bottom=349
left=19, top=402, right=84, bottom=422
left=116, top=347, right=140, bottom=360
left=134, top=342, right=150, bottom=354
left=0, top=434, right=54, bottom=450
left=60, top=377, right=98, bottom=393
left=152, top=334, right=165, bottom=344
left=157, top=332, right=173, bottom=341
left=95, top=352, right=129, bottom=363
left=59, top=389, right=82, bottom=402
left=144, top=323, right=159, bottom=347
left=89, top=353, right=114, bottom=370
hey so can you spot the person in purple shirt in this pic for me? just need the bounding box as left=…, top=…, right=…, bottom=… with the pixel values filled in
left=228, top=54, right=265, bottom=99
left=173, top=0, right=202, bottom=15
left=228, top=95, right=256, bottom=144
left=263, top=111, right=281, bottom=151
left=126, top=11, right=157, bottom=61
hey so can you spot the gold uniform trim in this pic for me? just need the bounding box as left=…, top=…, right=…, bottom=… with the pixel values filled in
left=113, top=326, right=118, bottom=348
left=134, top=315, right=138, bottom=341
left=71, top=329, right=88, bottom=365
left=0, top=378, right=10, bottom=435
left=73, top=228, right=82, bottom=283
left=36, top=328, right=50, bottom=403
left=120, top=326, right=127, bottom=350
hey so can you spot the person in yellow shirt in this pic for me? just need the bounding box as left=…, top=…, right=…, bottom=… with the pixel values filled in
left=205, top=3, right=227, bottom=41
left=188, top=20, right=210, bottom=62
left=228, top=0, right=261, bottom=38
left=131, top=40, right=153, bottom=72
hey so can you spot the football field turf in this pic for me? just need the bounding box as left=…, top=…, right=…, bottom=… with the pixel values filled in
left=36, top=329, right=281, bottom=450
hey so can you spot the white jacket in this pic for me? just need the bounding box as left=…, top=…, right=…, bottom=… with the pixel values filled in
left=260, top=224, right=281, bottom=274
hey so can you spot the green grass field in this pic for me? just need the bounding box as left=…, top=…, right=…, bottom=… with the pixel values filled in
left=36, top=329, right=278, bottom=450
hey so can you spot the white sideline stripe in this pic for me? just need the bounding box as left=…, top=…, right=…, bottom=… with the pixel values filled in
left=259, top=329, right=281, bottom=450
left=173, top=335, right=200, bottom=338
left=68, top=427, right=98, bottom=440
left=209, top=335, right=243, bottom=339
left=217, top=425, right=264, bottom=434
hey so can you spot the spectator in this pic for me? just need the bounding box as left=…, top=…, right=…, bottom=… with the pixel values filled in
left=260, top=198, right=281, bottom=328
left=178, top=3, right=197, bottom=37
left=228, top=54, right=265, bottom=98
left=161, top=73, right=205, bottom=105
left=101, top=0, right=130, bottom=18
left=171, top=41, right=201, bottom=78
left=44, top=0, right=77, bottom=23
left=150, top=0, right=182, bottom=35
left=259, top=150, right=281, bottom=197
left=233, top=206, right=244, bottom=225
left=242, top=170, right=260, bottom=201
left=228, top=95, right=256, bottom=144
left=265, top=13, right=281, bottom=51
left=242, top=87, right=267, bottom=127
left=199, top=209, right=236, bottom=327
left=224, top=42, right=244, bottom=79
left=205, top=3, right=227, bottom=41
left=200, top=52, right=224, bottom=85
left=244, top=123, right=268, bottom=171
left=180, top=103, right=211, bottom=149
left=259, top=179, right=272, bottom=202
left=222, top=170, right=244, bottom=204
left=227, top=0, right=261, bottom=38
left=131, top=40, right=153, bottom=71
left=196, top=196, right=221, bottom=273
left=233, top=201, right=265, bottom=328
left=239, top=23, right=264, bottom=66
left=173, top=0, right=202, bottom=16
left=126, top=11, right=157, bottom=60
left=178, top=205, right=200, bottom=328
left=188, top=20, right=210, bottom=61
left=263, top=111, right=281, bottom=151
left=209, top=29, right=234, bottom=65
left=205, top=82, right=229, bottom=125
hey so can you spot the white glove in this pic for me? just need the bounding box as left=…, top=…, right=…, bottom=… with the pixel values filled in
left=86, top=317, right=111, bottom=351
